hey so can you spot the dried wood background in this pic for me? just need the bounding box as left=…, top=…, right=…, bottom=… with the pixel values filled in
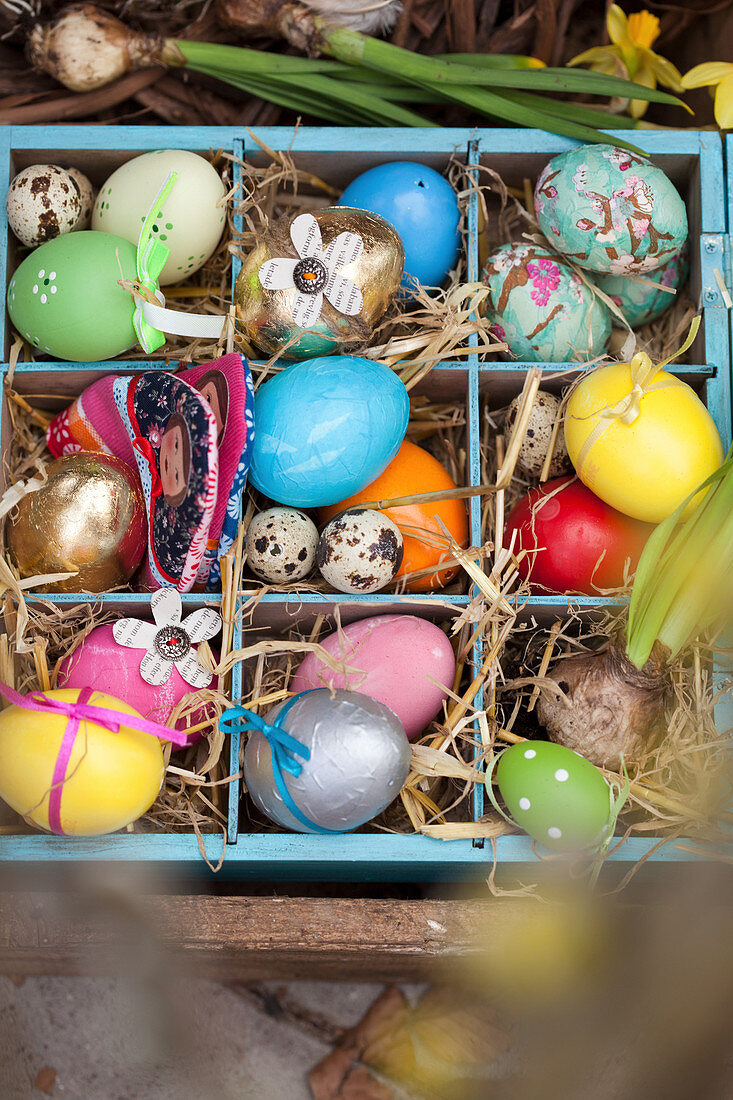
left=0, top=0, right=729, bottom=128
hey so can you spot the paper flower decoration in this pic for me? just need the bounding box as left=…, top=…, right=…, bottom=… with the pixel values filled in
left=112, top=588, right=221, bottom=688
left=258, top=212, right=364, bottom=328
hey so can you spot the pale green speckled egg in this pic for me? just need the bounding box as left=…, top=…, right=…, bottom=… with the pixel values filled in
left=482, top=242, right=611, bottom=362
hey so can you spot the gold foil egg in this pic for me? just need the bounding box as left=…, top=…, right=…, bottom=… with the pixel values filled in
left=234, top=207, right=404, bottom=360
left=5, top=453, right=147, bottom=592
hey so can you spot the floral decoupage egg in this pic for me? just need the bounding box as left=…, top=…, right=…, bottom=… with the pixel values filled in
left=594, top=247, right=689, bottom=328
left=496, top=741, right=612, bottom=852
left=483, top=243, right=611, bottom=362
left=7, top=231, right=138, bottom=360
left=534, top=145, right=687, bottom=275
left=235, top=209, right=404, bottom=360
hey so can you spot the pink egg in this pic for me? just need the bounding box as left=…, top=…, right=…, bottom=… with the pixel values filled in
left=291, top=614, right=456, bottom=739
left=57, top=623, right=214, bottom=748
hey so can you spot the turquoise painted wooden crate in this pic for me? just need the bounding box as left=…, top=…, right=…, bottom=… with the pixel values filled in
left=0, top=125, right=729, bottom=879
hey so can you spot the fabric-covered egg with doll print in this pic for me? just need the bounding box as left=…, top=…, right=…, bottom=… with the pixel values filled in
left=534, top=145, right=687, bottom=276
left=496, top=741, right=613, bottom=852
left=594, top=247, right=689, bottom=329
left=7, top=231, right=139, bottom=361
left=483, top=243, right=611, bottom=362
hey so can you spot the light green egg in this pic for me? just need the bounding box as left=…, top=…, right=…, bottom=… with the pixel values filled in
left=594, top=247, right=689, bottom=329
left=496, top=741, right=612, bottom=852
left=7, top=232, right=138, bottom=362
left=534, top=144, right=687, bottom=276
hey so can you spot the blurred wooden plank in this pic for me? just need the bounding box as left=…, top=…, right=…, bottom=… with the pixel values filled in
left=0, top=892, right=521, bottom=981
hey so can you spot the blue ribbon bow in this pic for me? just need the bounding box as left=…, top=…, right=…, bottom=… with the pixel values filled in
left=220, top=692, right=342, bottom=834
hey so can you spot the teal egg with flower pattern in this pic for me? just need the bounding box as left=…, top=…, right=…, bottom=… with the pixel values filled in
left=482, top=242, right=611, bottom=362
left=534, top=144, right=687, bottom=276
left=496, top=741, right=612, bottom=852
left=7, top=231, right=138, bottom=362
left=594, top=246, right=689, bottom=328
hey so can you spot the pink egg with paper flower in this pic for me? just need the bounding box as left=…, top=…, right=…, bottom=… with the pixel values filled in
left=58, top=589, right=221, bottom=747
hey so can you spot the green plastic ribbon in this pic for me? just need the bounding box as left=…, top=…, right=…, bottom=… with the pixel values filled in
left=133, top=171, right=177, bottom=354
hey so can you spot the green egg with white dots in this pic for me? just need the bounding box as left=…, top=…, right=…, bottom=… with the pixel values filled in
left=91, top=149, right=226, bottom=285
left=496, top=741, right=612, bottom=852
left=6, top=231, right=139, bottom=362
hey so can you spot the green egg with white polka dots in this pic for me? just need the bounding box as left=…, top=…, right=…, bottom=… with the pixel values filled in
left=7, top=231, right=138, bottom=362
left=497, top=741, right=612, bottom=852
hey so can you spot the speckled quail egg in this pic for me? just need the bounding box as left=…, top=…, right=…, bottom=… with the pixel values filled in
left=6, top=165, right=82, bottom=247
left=504, top=390, right=571, bottom=479
left=246, top=507, right=318, bottom=584
left=66, top=167, right=95, bottom=230
left=317, top=509, right=403, bottom=594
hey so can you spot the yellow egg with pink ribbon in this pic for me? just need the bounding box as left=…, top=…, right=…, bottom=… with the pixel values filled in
left=564, top=318, right=724, bottom=524
left=0, top=684, right=189, bottom=836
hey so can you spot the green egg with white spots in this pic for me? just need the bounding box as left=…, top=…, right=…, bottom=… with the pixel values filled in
left=496, top=741, right=612, bottom=852
left=92, top=149, right=226, bottom=285
left=7, top=231, right=139, bottom=361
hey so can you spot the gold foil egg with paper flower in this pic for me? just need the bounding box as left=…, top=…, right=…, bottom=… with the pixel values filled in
left=5, top=453, right=147, bottom=592
left=234, top=208, right=404, bottom=360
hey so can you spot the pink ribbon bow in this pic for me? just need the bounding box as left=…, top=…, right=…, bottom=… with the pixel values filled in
left=0, top=681, right=187, bottom=836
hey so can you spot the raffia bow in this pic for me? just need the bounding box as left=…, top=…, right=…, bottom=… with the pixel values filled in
left=574, top=316, right=701, bottom=476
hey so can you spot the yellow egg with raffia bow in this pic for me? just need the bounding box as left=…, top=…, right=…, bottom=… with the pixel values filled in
left=0, top=689, right=165, bottom=835
left=564, top=361, right=723, bottom=523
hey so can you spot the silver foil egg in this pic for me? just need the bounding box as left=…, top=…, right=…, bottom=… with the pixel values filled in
left=243, top=688, right=411, bottom=832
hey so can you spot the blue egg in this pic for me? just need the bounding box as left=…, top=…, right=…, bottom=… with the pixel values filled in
left=337, top=162, right=461, bottom=289
left=249, top=356, right=410, bottom=508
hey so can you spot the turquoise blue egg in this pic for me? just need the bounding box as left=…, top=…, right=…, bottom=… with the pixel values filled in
left=497, top=741, right=612, bottom=852
left=337, top=162, right=461, bottom=288
left=249, top=356, right=410, bottom=508
left=534, top=144, right=687, bottom=276
left=594, top=246, right=689, bottom=328
left=482, top=243, right=611, bottom=362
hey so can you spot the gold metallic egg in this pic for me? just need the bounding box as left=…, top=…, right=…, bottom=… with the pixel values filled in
left=5, top=453, right=147, bottom=592
left=234, top=207, right=404, bottom=360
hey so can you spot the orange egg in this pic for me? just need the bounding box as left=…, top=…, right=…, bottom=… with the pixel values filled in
left=321, top=441, right=469, bottom=592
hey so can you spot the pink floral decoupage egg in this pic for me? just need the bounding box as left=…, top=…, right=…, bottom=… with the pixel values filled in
left=482, top=242, right=611, bottom=362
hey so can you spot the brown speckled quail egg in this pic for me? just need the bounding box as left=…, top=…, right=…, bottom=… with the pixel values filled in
left=504, top=390, right=571, bottom=479
left=66, top=167, right=95, bottom=230
left=6, top=165, right=82, bottom=247
left=317, top=509, right=404, bottom=594
left=246, top=507, right=318, bottom=583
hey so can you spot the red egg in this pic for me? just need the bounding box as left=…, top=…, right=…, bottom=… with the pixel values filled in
left=504, top=476, right=653, bottom=595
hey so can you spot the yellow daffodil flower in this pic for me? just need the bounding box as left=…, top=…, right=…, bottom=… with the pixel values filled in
left=681, top=63, right=733, bottom=129
left=569, top=4, right=683, bottom=119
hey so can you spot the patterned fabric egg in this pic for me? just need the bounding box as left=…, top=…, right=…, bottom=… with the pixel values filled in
left=496, top=741, right=612, bottom=852
left=534, top=145, right=688, bottom=275
left=594, top=247, right=689, bottom=328
left=483, top=243, right=611, bottom=362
